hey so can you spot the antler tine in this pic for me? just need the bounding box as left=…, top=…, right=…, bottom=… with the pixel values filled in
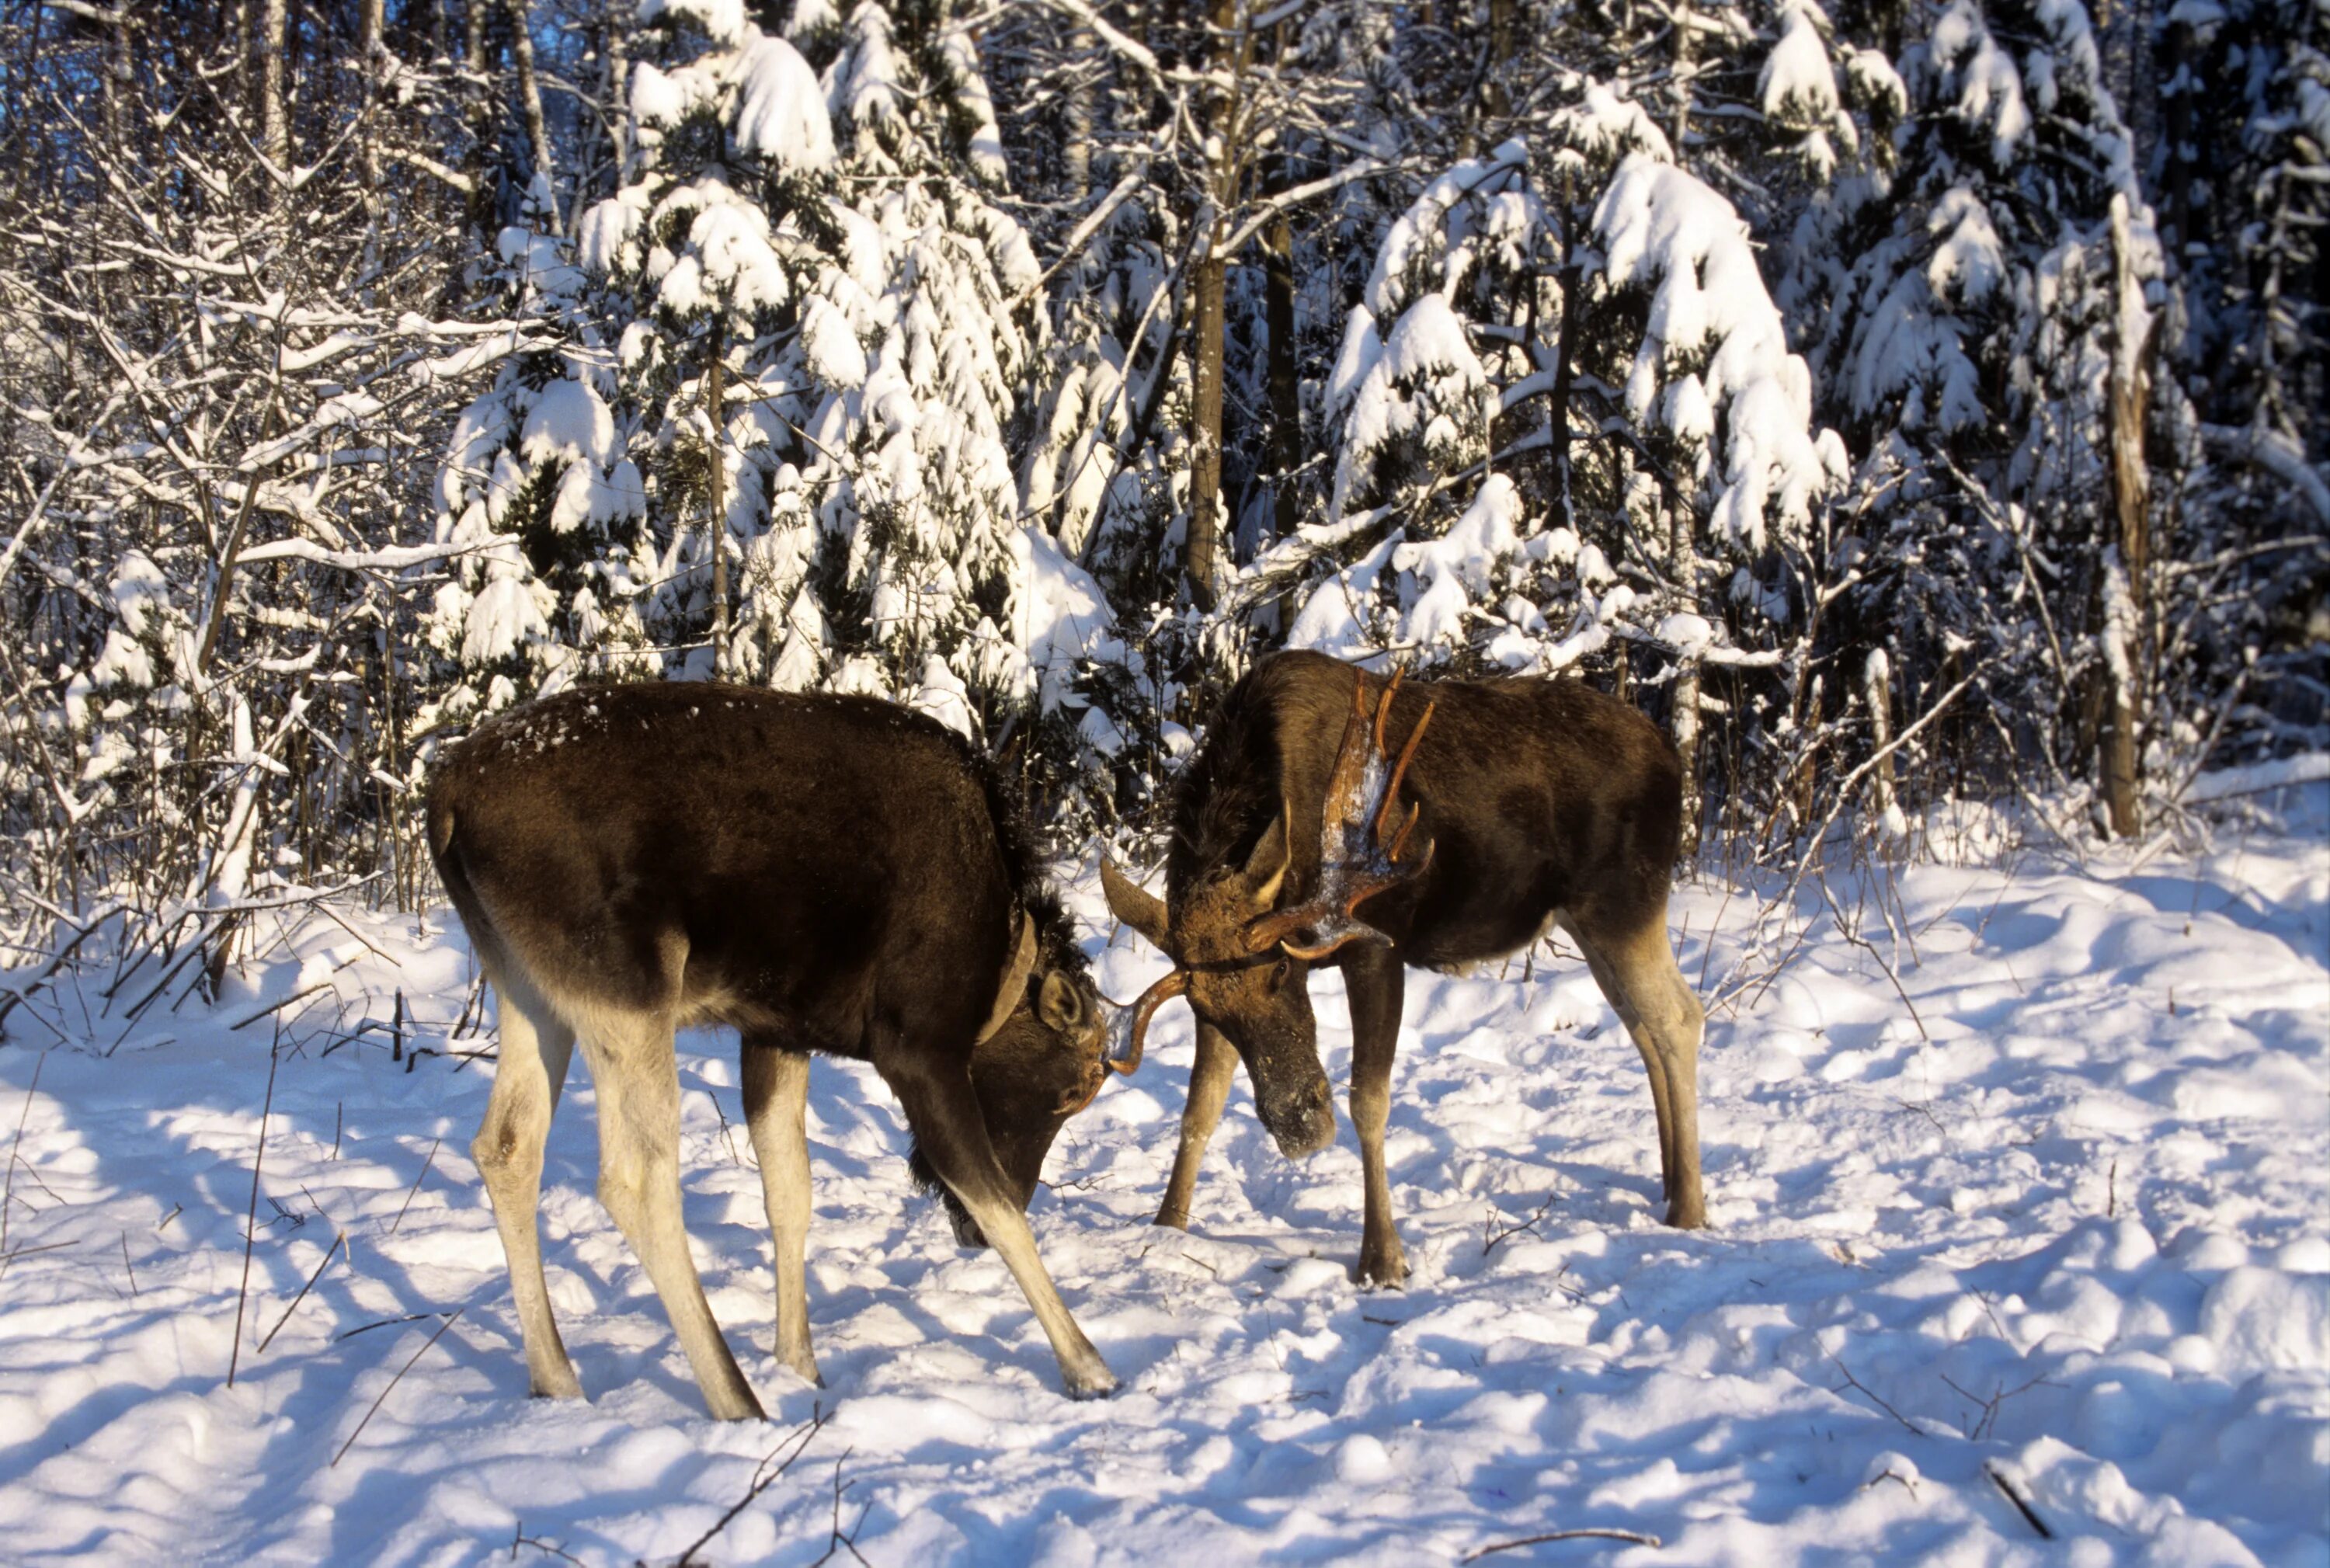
left=1107, top=967, right=1188, bottom=1076
left=1373, top=697, right=1436, bottom=855
left=1240, top=668, right=1438, bottom=961
left=1370, top=668, right=1406, bottom=755
left=1386, top=798, right=1424, bottom=864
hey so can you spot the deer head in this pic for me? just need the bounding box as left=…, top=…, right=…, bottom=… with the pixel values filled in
left=1101, top=671, right=1437, bottom=1132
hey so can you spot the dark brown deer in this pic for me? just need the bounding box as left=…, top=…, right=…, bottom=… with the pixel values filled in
left=1102, top=651, right=1704, bottom=1288
left=427, top=682, right=1120, bottom=1417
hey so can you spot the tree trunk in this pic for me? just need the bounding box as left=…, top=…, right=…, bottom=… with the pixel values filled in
left=1669, top=0, right=1695, bottom=151
left=1668, top=492, right=1703, bottom=858
left=1062, top=25, right=1094, bottom=199
left=1546, top=240, right=1581, bottom=533
left=506, top=0, right=555, bottom=224
left=1188, top=245, right=1226, bottom=611
left=2099, top=194, right=2151, bottom=839
left=603, top=0, right=631, bottom=193
left=708, top=321, right=730, bottom=676
left=259, top=0, right=288, bottom=170
left=1264, top=166, right=1300, bottom=542
left=1184, top=0, right=1242, bottom=613
left=1863, top=652, right=1898, bottom=832
left=1486, top=0, right=1514, bottom=120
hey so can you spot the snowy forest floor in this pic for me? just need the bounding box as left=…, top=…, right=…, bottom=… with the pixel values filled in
left=0, top=790, right=2324, bottom=1567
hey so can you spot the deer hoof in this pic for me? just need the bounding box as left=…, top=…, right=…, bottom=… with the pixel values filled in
left=1062, top=1365, right=1121, bottom=1401
left=1355, top=1249, right=1409, bottom=1290
left=1664, top=1195, right=1708, bottom=1229
left=530, top=1367, right=585, bottom=1401
left=1150, top=1207, right=1191, bottom=1232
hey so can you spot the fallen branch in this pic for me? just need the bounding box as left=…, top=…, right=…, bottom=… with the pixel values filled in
left=1984, top=1462, right=2053, bottom=1539
left=1462, top=1527, right=1664, bottom=1560
left=1824, top=1347, right=1925, bottom=1438
left=674, top=1405, right=830, bottom=1566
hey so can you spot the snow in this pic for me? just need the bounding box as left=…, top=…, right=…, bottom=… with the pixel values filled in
left=1593, top=155, right=1839, bottom=551
left=1928, top=0, right=2033, bottom=166
left=1926, top=186, right=2007, bottom=305
left=638, top=0, right=745, bottom=47
left=733, top=36, right=834, bottom=172
left=2184, top=752, right=2330, bottom=802
left=1329, top=292, right=1489, bottom=522
left=5, top=794, right=2321, bottom=1564
left=1548, top=82, right=1676, bottom=172
left=1760, top=0, right=1843, bottom=129
left=1387, top=475, right=1525, bottom=651
left=1012, top=526, right=1119, bottom=717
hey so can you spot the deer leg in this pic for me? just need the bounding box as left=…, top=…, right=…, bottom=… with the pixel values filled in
left=1573, top=919, right=1706, bottom=1230
left=1155, top=1022, right=1238, bottom=1231
left=471, top=976, right=582, bottom=1400
left=741, top=1037, right=821, bottom=1388
left=581, top=1010, right=764, bottom=1420
left=1617, top=920, right=1706, bottom=1229
left=1568, top=923, right=1674, bottom=1200
left=1343, top=947, right=1409, bottom=1288
left=875, top=1041, right=1118, bottom=1399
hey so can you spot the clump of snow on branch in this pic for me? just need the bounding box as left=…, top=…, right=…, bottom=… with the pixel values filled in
left=1592, top=154, right=1848, bottom=555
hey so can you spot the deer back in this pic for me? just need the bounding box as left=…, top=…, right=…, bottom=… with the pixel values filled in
left=1170, top=652, right=1684, bottom=968
left=427, top=682, right=1025, bottom=1059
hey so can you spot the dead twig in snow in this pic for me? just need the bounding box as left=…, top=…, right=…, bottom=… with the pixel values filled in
left=1483, top=1191, right=1556, bottom=1254
left=673, top=1404, right=829, bottom=1566
left=809, top=1449, right=874, bottom=1568
left=387, top=1136, right=441, bottom=1235
left=1462, top=1526, right=1664, bottom=1560
left=1823, top=1347, right=1926, bottom=1437
left=337, top=1310, right=440, bottom=1340
left=256, top=1231, right=344, bottom=1352
left=2, top=1052, right=46, bottom=1256
left=228, top=1036, right=282, bottom=1387
left=1818, top=869, right=1929, bottom=1042
left=1941, top=1370, right=2052, bottom=1442
left=228, top=980, right=335, bottom=1031
left=0, top=1238, right=73, bottom=1273
left=1984, top=1462, right=2053, bottom=1539
left=331, top=1307, right=464, bottom=1466
left=507, top=1525, right=588, bottom=1564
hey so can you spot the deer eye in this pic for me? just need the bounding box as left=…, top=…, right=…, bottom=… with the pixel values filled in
left=1266, top=958, right=1292, bottom=993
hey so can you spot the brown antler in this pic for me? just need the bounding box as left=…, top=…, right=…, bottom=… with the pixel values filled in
left=1241, top=669, right=1437, bottom=961
left=1104, top=966, right=1188, bottom=1078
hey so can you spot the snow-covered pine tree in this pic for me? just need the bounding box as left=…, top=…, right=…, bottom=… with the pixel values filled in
left=562, top=0, right=1090, bottom=757
left=1811, top=0, right=2192, bottom=827
left=1277, top=108, right=1844, bottom=826
left=424, top=175, right=653, bottom=728
left=2157, top=0, right=2328, bottom=753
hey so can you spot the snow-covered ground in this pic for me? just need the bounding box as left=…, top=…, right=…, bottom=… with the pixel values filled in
left=1, top=790, right=2324, bottom=1566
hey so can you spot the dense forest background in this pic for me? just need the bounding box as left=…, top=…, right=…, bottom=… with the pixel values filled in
left=0, top=0, right=2321, bottom=994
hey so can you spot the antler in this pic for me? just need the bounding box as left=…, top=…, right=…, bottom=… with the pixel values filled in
left=1241, top=669, right=1436, bottom=961
left=1104, top=967, right=1188, bottom=1080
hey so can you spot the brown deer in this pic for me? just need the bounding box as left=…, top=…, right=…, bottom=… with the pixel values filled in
left=427, top=682, right=1121, bottom=1417
left=1102, top=651, right=1705, bottom=1288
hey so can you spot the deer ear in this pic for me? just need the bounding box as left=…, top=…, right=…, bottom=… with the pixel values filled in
left=1244, top=805, right=1292, bottom=909
left=1037, top=970, right=1081, bottom=1031
left=1101, top=858, right=1170, bottom=949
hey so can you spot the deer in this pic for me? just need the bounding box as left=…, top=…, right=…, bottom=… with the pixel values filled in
left=1101, top=650, right=1705, bottom=1289
left=426, top=681, right=1124, bottom=1417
